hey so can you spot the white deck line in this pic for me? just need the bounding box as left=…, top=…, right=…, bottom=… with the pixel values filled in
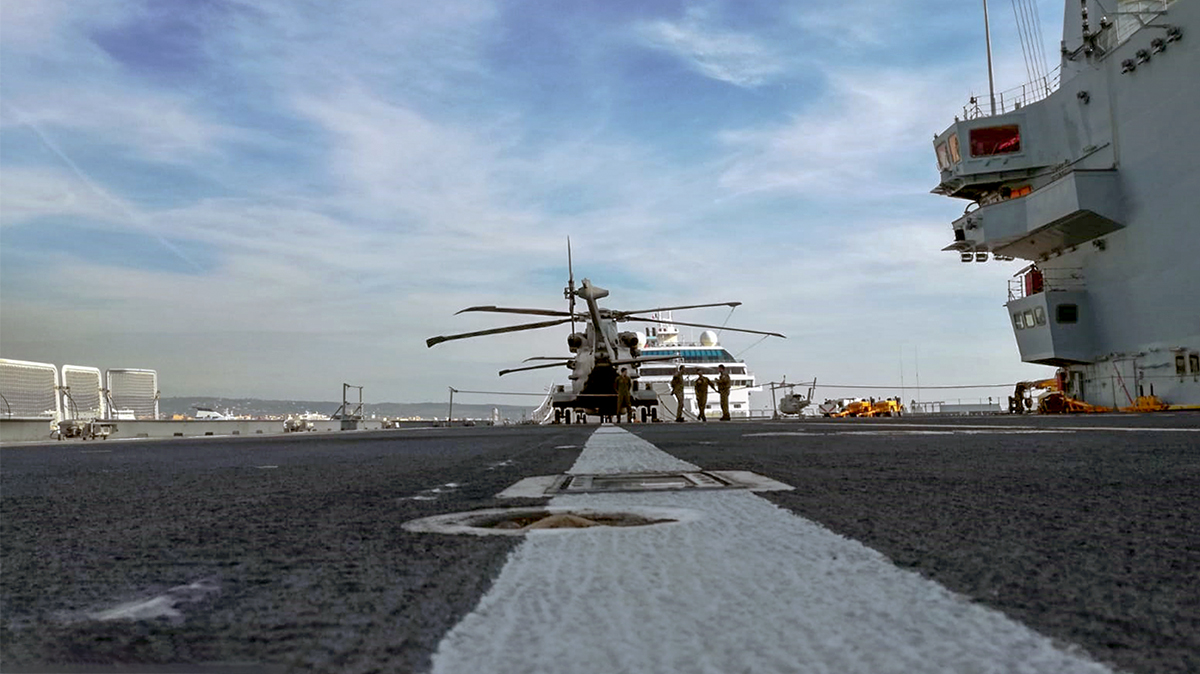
left=565, top=426, right=700, bottom=475
left=430, top=428, right=1117, bottom=674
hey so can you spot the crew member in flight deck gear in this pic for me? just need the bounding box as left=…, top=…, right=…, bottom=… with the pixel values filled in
left=614, top=367, right=634, bottom=423
left=670, top=366, right=686, bottom=422
left=717, top=364, right=732, bottom=421
left=693, top=371, right=715, bottom=422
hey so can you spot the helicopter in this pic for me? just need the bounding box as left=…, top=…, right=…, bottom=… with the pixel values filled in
left=765, top=378, right=816, bottom=418
left=426, top=248, right=785, bottom=424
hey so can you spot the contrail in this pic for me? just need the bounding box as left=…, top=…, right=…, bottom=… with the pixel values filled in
left=1, top=101, right=207, bottom=273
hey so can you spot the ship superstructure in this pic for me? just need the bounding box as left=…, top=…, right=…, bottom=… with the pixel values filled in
left=635, top=314, right=761, bottom=419
left=932, top=0, right=1198, bottom=408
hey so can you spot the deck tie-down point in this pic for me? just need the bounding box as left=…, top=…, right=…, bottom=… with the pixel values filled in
left=402, top=506, right=698, bottom=536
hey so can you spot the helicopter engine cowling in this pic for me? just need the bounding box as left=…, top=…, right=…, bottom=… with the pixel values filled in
left=567, top=333, right=585, bottom=351
left=618, top=331, right=640, bottom=349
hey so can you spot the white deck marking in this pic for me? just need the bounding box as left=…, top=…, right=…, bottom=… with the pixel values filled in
left=565, top=426, right=699, bottom=475
left=431, top=428, right=1116, bottom=674
left=89, top=580, right=219, bottom=622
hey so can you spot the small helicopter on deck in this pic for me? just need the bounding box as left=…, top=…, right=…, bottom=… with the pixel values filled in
left=765, top=378, right=816, bottom=418
left=426, top=249, right=784, bottom=423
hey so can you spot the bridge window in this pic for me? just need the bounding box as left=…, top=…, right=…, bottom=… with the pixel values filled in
left=969, top=125, right=1021, bottom=156
left=1033, top=306, right=1046, bottom=326
left=1013, top=313, right=1025, bottom=330
left=936, top=142, right=951, bottom=170
left=948, top=133, right=961, bottom=162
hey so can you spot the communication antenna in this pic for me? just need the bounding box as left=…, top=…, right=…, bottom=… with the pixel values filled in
left=984, top=0, right=998, bottom=115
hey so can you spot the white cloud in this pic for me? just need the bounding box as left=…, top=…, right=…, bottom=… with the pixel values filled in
left=634, top=7, right=786, bottom=87
left=2, top=91, right=234, bottom=162
left=215, top=0, right=498, bottom=102
left=715, top=65, right=972, bottom=199
left=0, top=167, right=131, bottom=226
left=0, top=0, right=133, bottom=50
left=784, top=0, right=901, bottom=50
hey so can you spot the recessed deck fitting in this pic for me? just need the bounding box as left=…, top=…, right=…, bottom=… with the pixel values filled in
left=496, top=470, right=793, bottom=499
left=402, top=506, right=699, bottom=536
left=554, top=471, right=734, bottom=494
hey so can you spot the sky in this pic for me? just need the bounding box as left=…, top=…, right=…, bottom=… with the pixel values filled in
left=1, top=0, right=1068, bottom=407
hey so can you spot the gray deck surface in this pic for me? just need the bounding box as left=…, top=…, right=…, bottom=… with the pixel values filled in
left=2, top=414, right=1197, bottom=673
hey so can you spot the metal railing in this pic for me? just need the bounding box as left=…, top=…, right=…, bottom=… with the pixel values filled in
left=963, top=66, right=1062, bottom=119
left=1007, top=267, right=1086, bottom=301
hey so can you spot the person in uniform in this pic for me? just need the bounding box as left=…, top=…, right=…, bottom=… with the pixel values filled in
left=716, top=364, right=732, bottom=421
left=614, top=367, right=634, bottom=423
left=670, top=366, right=686, bottom=422
left=693, top=370, right=715, bottom=422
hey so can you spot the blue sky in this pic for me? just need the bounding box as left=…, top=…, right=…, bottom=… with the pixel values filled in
left=1, top=0, right=1066, bottom=405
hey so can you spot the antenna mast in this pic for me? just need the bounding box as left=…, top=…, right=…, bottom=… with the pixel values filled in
left=984, top=0, right=997, bottom=115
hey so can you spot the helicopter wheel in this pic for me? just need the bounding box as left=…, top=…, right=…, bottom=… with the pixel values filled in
left=565, top=410, right=572, bottom=425
left=554, top=409, right=563, bottom=424
left=577, top=411, right=587, bottom=424
left=650, top=407, right=658, bottom=422
left=640, top=407, right=648, bottom=423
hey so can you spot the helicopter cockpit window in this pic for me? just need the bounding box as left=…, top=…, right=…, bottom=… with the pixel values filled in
left=969, top=125, right=1021, bottom=156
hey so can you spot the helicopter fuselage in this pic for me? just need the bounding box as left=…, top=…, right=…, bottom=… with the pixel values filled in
left=551, top=297, right=659, bottom=420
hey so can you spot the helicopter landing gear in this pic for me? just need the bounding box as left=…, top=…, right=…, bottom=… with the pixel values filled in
left=640, top=407, right=649, bottom=423
left=554, top=408, right=564, bottom=424
left=576, top=411, right=587, bottom=424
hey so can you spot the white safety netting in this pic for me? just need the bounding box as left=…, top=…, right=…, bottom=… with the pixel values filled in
left=107, top=369, right=159, bottom=419
left=0, top=359, right=59, bottom=419
left=62, top=365, right=104, bottom=421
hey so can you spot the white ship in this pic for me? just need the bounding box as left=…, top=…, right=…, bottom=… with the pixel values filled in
left=633, top=314, right=761, bottom=419
left=932, top=0, right=1199, bottom=410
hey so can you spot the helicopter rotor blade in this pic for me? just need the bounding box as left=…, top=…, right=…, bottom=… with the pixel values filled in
left=522, top=356, right=572, bottom=362
left=426, top=317, right=574, bottom=348
left=644, top=317, right=786, bottom=339
left=567, top=238, right=577, bottom=333
left=499, top=360, right=572, bottom=376
left=455, top=306, right=575, bottom=317
left=615, top=302, right=741, bottom=317
left=611, top=355, right=678, bottom=366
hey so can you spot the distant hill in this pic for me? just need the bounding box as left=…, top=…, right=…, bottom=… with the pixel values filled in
left=160, top=397, right=536, bottom=421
